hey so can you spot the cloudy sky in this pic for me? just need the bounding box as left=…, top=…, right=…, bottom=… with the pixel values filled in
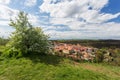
left=0, top=0, right=120, bottom=39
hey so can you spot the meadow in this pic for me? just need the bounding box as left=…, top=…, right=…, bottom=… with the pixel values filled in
left=0, top=39, right=120, bottom=80
left=0, top=54, right=120, bottom=80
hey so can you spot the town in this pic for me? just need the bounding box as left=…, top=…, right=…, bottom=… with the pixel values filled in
left=53, top=42, right=97, bottom=61
left=52, top=42, right=113, bottom=62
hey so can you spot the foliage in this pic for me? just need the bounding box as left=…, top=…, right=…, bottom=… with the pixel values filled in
left=108, top=48, right=120, bottom=66
left=94, top=49, right=104, bottom=63
left=3, top=11, right=50, bottom=58
left=0, top=46, right=5, bottom=56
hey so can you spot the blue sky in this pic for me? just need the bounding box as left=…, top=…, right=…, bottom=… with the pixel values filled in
left=0, top=0, right=120, bottom=39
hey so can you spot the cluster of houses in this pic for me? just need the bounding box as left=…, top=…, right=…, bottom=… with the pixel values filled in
left=51, top=42, right=113, bottom=62
left=52, top=42, right=98, bottom=61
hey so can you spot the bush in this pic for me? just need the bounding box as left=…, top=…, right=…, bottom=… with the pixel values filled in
left=109, top=49, right=120, bottom=66
left=94, top=49, right=104, bottom=63
left=3, top=11, right=50, bottom=57
left=3, top=47, right=22, bottom=58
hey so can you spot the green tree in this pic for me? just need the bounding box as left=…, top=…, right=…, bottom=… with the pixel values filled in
left=4, top=11, right=50, bottom=57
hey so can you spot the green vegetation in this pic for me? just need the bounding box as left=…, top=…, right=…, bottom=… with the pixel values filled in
left=0, top=37, right=9, bottom=46
left=108, top=48, right=120, bottom=66
left=94, top=49, right=104, bottom=63
left=0, top=38, right=120, bottom=80
left=0, top=55, right=120, bottom=80
left=3, top=11, right=50, bottom=58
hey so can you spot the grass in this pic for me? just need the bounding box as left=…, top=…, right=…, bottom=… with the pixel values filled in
left=0, top=54, right=120, bottom=80
left=0, top=46, right=5, bottom=52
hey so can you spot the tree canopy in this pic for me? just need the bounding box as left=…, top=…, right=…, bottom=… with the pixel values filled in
left=4, top=11, right=50, bottom=57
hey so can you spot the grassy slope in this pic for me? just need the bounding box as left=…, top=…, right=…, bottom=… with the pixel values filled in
left=0, top=55, right=120, bottom=80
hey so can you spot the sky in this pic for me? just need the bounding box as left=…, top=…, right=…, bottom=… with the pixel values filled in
left=0, top=0, right=120, bottom=40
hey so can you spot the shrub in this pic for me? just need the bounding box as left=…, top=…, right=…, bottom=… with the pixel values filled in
left=109, top=49, right=120, bottom=66
left=94, top=49, right=104, bottom=63
left=3, top=11, right=50, bottom=57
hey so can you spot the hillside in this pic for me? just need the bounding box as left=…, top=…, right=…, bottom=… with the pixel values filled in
left=0, top=55, right=120, bottom=80
left=0, top=39, right=120, bottom=80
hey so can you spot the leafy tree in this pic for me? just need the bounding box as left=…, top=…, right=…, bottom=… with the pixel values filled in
left=4, top=11, right=50, bottom=57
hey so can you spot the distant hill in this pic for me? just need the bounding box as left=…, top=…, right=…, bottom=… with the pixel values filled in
left=51, top=40, right=120, bottom=48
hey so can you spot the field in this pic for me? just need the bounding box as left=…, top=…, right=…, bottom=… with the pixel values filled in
left=0, top=40, right=120, bottom=80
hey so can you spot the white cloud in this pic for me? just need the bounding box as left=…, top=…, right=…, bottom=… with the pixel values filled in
left=44, top=22, right=120, bottom=39
left=50, top=18, right=87, bottom=30
left=40, top=0, right=120, bottom=23
left=0, top=4, right=39, bottom=26
left=0, top=5, right=18, bottom=20
left=0, top=26, right=14, bottom=38
left=89, top=0, right=109, bottom=10
left=28, top=14, right=39, bottom=26
left=0, top=20, right=9, bottom=26
left=80, top=10, right=120, bottom=23
left=40, top=0, right=120, bottom=39
left=24, top=0, right=37, bottom=7
left=40, top=0, right=108, bottom=17
left=0, top=0, right=10, bottom=5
